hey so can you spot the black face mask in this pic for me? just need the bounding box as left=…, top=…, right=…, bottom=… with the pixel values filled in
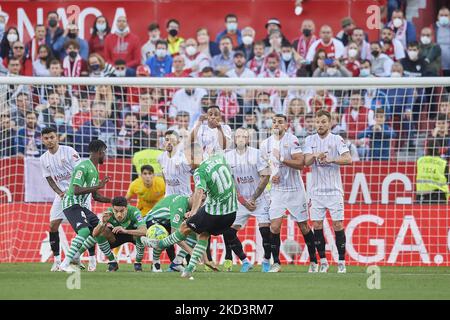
left=68, top=51, right=78, bottom=59
left=68, top=33, right=77, bottom=39
left=371, top=50, right=380, bottom=57
left=169, top=29, right=178, bottom=37
left=302, top=29, right=312, bottom=37
left=48, top=19, right=58, bottom=28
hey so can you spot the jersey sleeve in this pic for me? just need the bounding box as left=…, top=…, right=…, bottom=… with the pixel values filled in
left=130, top=207, right=145, bottom=227
left=256, top=150, right=270, bottom=174
left=72, top=165, right=86, bottom=187
left=303, top=136, right=313, bottom=154
left=336, top=135, right=350, bottom=155
left=69, top=148, right=81, bottom=168
left=290, top=136, right=303, bottom=155
left=126, top=180, right=137, bottom=198
left=40, top=156, right=51, bottom=178
left=193, top=167, right=207, bottom=191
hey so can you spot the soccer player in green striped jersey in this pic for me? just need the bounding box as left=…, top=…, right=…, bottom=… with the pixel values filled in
left=59, top=140, right=116, bottom=273
left=142, top=142, right=237, bottom=278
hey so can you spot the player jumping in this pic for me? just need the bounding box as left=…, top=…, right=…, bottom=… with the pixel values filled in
left=303, top=110, right=352, bottom=273
left=223, top=128, right=272, bottom=272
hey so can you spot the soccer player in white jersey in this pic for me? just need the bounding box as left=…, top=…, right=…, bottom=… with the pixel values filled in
left=224, top=128, right=272, bottom=272
left=260, top=114, right=318, bottom=273
left=303, top=110, right=352, bottom=273
left=40, top=127, right=96, bottom=271
left=190, top=105, right=232, bottom=158
left=158, top=130, right=192, bottom=196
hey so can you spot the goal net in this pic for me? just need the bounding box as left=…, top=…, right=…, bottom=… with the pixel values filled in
left=0, top=76, right=449, bottom=267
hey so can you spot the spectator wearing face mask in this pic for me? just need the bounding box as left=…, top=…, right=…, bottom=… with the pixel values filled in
left=265, top=30, right=288, bottom=55
left=3, top=40, right=33, bottom=76
left=344, top=42, right=361, bottom=77
left=45, top=11, right=64, bottom=58
left=53, top=23, right=89, bottom=60
left=88, top=16, right=110, bottom=56
left=114, top=59, right=135, bottom=77
left=234, top=27, right=255, bottom=61
left=380, top=27, right=405, bottom=61
left=104, top=16, right=141, bottom=69
left=215, top=14, right=242, bottom=48
left=279, top=43, right=302, bottom=77
left=196, top=28, right=220, bottom=58
left=182, top=38, right=210, bottom=75
left=435, top=6, right=450, bottom=77
left=369, top=41, right=394, bottom=77
left=401, top=41, right=426, bottom=77
left=141, top=23, right=160, bottom=64
left=0, top=27, right=20, bottom=59
left=292, top=19, right=317, bottom=60
left=418, top=27, right=441, bottom=77
left=306, top=25, right=345, bottom=62
left=53, top=107, right=75, bottom=145
left=359, top=59, right=374, bottom=78
left=146, top=40, right=172, bottom=77
left=313, top=57, right=351, bottom=77
left=62, top=39, right=88, bottom=77
left=166, top=19, right=184, bottom=55
left=87, top=53, right=115, bottom=77
left=386, top=9, right=416, bottom=49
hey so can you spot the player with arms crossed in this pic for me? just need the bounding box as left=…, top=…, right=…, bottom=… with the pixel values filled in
left=260, top=114, right=318, bottom=273
left=224, top=128, right=272, bottom=272
left=40, top=127, right=95, bottom=271
left=303, top=110, right=352, bottom=273
left=143, top=143, right=238, bottom=278
left=59, top=140, right=117, bottom=272
left=158, top=130, right=192, bottom=196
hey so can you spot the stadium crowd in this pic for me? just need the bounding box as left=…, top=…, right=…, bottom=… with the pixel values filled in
left=0, top=4, right=449, bottom=161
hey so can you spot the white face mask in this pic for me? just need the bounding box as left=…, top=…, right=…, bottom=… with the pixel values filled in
left=393, top=18, right=403, bottom=28
left=281, top=52, right=292, bottom=61
left=96, top=23, right=106, bottom=32
left=242, top=36, right=254, bottom=46
left=391, top=71, right=402, bottom=78
left=116, top=26, right=129, bottom=35
left=439, top=16, right=450, bottom=26
left=420, top=36, right=431, bottom=45
left=348, top=48, right=358, bottom=58
left=407, top=50, right=418, bottom=60
left=259, top=103, right=270, bottom=110
left=7, top=33, right=18, bottom=43
left=226, top=22, right=238, bottom=32
left=185, top=45, right=197, bottom=56
left=156, top=49, right=167, bottom=58
left=326, top=67, right=338, bottom=76
left=264, top=118, right=273, bottom=128
left=115, top=69, right=126, bottom=77
left=360, top=68, right=371, bottom=77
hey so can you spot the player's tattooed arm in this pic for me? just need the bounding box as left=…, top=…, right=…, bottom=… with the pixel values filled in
left=281, top=152, right=305, bottom=170
left=93, top=210, right=112, bottom=237
left=45, top=176, right=64, bottom=198
left=250, top=174, right=270, bottom=203
left=325, top=151, right=352, bottom=165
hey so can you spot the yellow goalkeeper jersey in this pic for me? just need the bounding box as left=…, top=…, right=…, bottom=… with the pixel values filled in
left=126, top=176, right=165, bottom=216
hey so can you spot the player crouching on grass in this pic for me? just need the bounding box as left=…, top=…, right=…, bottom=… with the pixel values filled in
left=303, top=110, right=352, bottom=273
left=142, top=142, right=238, bottom=279
left=59, top=140, right=118, bottom=273
left=73, top=196, right=147, bottom=272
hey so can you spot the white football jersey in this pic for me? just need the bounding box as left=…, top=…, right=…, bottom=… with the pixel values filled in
left=195, top=123, right=232, bottom=158
left=260, top=132, right=305, bottom=192
left=225, top=147, right=271, bottom=204
left=303, top=133, right=349, bottom=196
left=40, top=145, right=81, bottom=193
left=158, top=148, right=192, bottom=196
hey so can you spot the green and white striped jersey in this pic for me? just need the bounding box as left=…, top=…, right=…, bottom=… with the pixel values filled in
left=193, top=154, right=237, bottom=215
left=62, top=160, right=98, bottom=210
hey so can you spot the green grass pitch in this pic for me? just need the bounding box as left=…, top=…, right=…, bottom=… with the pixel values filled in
left=0, top=263, right=449, bottom=299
